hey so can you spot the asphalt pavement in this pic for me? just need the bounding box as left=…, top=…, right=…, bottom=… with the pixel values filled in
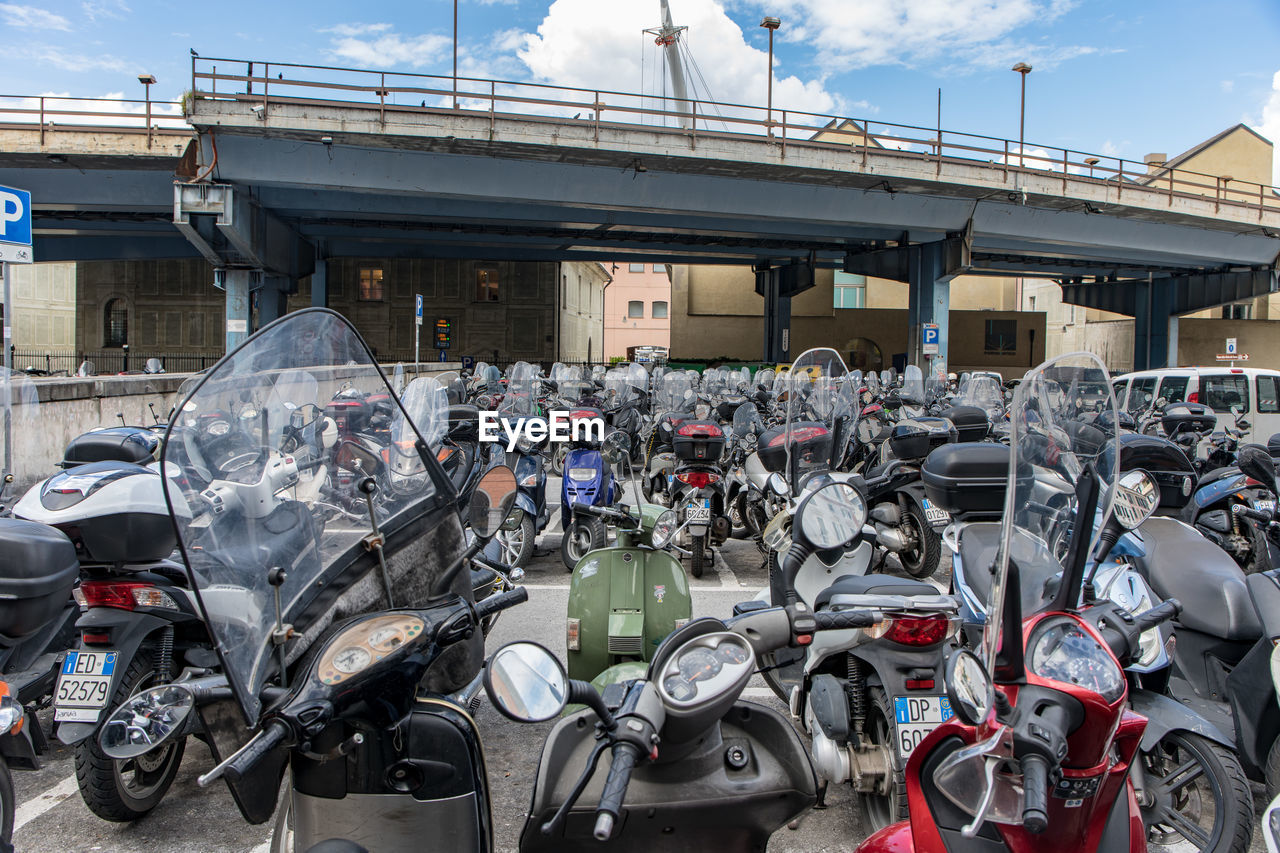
left=10, top=477, right=1273, bottom=852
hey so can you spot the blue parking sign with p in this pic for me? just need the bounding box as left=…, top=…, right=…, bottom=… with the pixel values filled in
left=415, top=294, right=424, bottom=319
left=923, top=324, right=939, bottom=346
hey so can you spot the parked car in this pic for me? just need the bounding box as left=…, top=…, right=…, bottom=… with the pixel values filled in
left=1112, top=365, right=1280, bottom=444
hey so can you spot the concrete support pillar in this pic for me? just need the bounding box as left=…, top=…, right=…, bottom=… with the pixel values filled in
left=1133, top=277, right=1175, bottom=371
left=221, top=269, right=253, bottom=352
left=758, top=268, right=792, bottom=363
left=907, top=242, right=951, bottom=378
left=311, top=253, right=328, bottom=308
left=257, top=275, right=290, bottom=328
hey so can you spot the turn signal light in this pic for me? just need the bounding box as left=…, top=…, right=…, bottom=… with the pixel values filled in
left=676, top=471, right=720, bottom=488
left=80, top=581, right=178, bottom=611
left=567, top=618, right=581, bottom=651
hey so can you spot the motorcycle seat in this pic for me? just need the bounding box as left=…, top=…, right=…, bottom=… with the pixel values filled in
left=815, top=574, right=937, bottom=610
left=1140, top=516, right=1262, bottom=641
left=957, top=522, right=1003, bottom=607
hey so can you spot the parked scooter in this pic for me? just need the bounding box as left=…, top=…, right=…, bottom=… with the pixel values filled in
left=491, top=362, right=549, bottom=568
left=560, top=410, right=620, bottom=569
left=91, top=309, right=531, bottom=852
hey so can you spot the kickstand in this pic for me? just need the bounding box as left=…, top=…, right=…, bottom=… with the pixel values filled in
left=814, top=781, right=828, bottom=810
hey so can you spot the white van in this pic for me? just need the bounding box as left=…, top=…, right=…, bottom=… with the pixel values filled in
left=1111, top=366, right=1280, bottom=444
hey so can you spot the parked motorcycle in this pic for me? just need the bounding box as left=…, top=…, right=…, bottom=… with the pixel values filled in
left=492, top=362, right=549, bottom=568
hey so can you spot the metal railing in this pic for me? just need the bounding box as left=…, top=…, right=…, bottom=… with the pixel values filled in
left=10, top=349, right=221, bottom=376
left=185, top=55, right=1280, bottom=220
left=0, top=94, right=189, bottom=149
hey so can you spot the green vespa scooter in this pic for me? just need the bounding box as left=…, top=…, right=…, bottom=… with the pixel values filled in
left=564, top=439, right=691, bottom=689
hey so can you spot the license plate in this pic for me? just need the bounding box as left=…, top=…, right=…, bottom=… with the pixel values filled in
left=54, top=650, right=118, bottom=723
left=921, top=498, right=949, bottom=527
left=686, top=499, right=712, bottom=523
left=893, top=695, right=954, bottom=757
left=1255, top=499, right=1276, bottom=513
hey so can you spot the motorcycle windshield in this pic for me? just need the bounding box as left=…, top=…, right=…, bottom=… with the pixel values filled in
left=784, top=348, right=849, bottom=482
left=162, top=310, right=447, bottom=723
left=1, top=368, right=39, bottom=489
left=755, top=368, right=775, bottom=391
left=656, top=373, right=693, bottom=413
left=732, top=401, right=764, bottom=438
left=985, top=353, right=1119, bottom=672
left=499, top=362, right=537, bottom=416
left=955, top=374, right=1005, bottom=420
left=901, top=365, right=925, bottom=404
left=602, top=367, right=635, bottom=410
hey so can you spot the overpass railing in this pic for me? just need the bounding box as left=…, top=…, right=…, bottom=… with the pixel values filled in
left=184, top=56, right=1280, bottom=221
left=0, top=94, right=189, bottom=149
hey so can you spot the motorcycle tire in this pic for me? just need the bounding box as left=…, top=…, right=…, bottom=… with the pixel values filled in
left=1140, top=730, right=1253, bottom=853
left=0, top=759, right=12, bottom=853
left=729, top=493, right=751, bottom=540
left=860, top=688, right=908, bottom=833
left=1267, top=736, right=1280, bottom=802
left=496, top=514, right=536, bottom=568
left=551, top=445, right=568, bottom=478
left=74, top=648, right=186, bottom=822
left=898, top=503, right=942, bottom=579
left=690, top=534, right=707, bottom=579
left=561, top=518, right=607, bottom=571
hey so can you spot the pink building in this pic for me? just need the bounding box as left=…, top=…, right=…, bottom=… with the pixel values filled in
left=604, top=262, right=671, bottom=359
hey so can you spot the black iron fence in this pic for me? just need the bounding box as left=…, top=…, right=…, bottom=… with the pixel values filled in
left=9, top=348, right=223, bottom=376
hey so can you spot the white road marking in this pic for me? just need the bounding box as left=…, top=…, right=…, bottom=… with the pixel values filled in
left=740, top=687, right=780, bottom=699
left=713, top=550, right=740, bottom=588
left=248, top=834, right=273, bottom=853
left=14, top=774, right=79, bottom=832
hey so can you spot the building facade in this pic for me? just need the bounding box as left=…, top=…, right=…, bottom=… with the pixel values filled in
left=6, top=261, right=77, bottom=371
left=557, top=261, right=610, bottom=363
left=604, top=262, right=671, bottom=359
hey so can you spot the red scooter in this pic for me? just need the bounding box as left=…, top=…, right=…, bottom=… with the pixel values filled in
left=857, top=354, right=1178, bottom=853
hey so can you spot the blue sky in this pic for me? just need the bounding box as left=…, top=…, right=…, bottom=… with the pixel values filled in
left=3, top=0, right=1279, bottom=180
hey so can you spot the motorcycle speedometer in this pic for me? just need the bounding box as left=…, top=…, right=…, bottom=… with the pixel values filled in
left=1027, top=616, right=1124, bottom=703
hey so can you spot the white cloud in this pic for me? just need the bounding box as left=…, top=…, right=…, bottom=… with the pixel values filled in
left=16, top=45, right=132, bottom=73
left=1255, top=70, right=1280, bottom=185
left=81, top=0, right=129, bottom=21
left=1221, top=79, right=1234, bottom=94
left=518, top=0, right=843, bottom=123
left=325, top=26, right=452, bottom=69
left=321, top=22, right=393, bottom=37
left=0, top=4, right=71, bottom=31
left=739, top=0, right=1094, bottom=73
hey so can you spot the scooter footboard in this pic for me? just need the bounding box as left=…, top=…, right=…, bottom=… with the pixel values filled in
left=520, top=702, right=816, bottom=853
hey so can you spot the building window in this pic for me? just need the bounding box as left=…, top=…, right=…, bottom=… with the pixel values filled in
left=652, top=301, right=668, bottom=319
left=833, top=272, right=866, bottom=309
left=358, top=267, right=384, bottom=301
left=1222, top=302, right=1253, bottom=320
left=652, top=264, right=663, bottom=273
left=628, top=263, right=645, bottom=273
left=1202, top=374, right=1250, bottom=413
left=983, top=318, right=1017, bottom=355
left=475, top=267, right=500, bottom=302
left=627, top=300, right=644, bottom=318
left=103, top=299, right=128, bottom=347
left=1258, top=376, right=1280, bottom=414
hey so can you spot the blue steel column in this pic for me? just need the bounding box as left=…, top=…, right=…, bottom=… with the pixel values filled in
left=1133, top=276, right=1174, bottom=370
left=257, top=275, right=290, bottom=328
left=223, top=270, right=252, bottom=351
left=311, top=254, right=328, bottom=308
left=907, top=242, right=950, bottom=377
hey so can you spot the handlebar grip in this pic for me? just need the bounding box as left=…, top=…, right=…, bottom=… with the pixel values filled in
left=594, top=743, right=641, bottom=841
left=1020, top=754, right=1050, bottom=835
left=223, top=719, right=289, bottom=783
left=1233, top=504, right=1273, bottom=523
left=814, top=609, right=878, bottom=630
left=1133, top=599, right=1182, bottom=635
left=472, top=555, right=516, bottom=576
left=296, top=458, right=324, bottom=473
left=474, top=586, right=528, bottom=620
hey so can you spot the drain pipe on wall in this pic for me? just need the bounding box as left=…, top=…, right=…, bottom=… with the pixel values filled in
left=600, top=263, right=615, bottom=367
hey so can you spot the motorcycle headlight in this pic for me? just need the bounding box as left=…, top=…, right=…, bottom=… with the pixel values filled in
left=0, top=696, right=23, bottom=736
left=651, top=510, right=677, bottom=548
left=762, top=508, right=793, bottom=553
left=516, top=435, right=535, bottom=454
left=1028, top=616, right=1125, bottom=704
left=568, top=467, right=596, bottom=482
left=502, top=507, right=525, bottom=531
left=519, top=472, right=538, bottom=488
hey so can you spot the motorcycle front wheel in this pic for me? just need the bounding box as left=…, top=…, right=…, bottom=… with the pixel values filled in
left=897, top=504, right=942, bottom=579
left=1140, top=730, right=1253, bottom=853
left=561, top=518, right=607, bottom=570
left=496, top=514, right=536, bottom=568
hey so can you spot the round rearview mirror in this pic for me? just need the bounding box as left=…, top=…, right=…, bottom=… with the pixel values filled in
left=766, top=472, right=790, bottom=498
left=484, top=642, right=568, bottom=723
left=470, top=465, right=519, bottom=539
left=603, top=431, right=630, bottom=465
left=797, top=481, right=867, bottom=549
left=944, top=649, right=993, bottom=727
left=1112, top=469, right=1160, bottom=530
left=98, top=683, right=195, bottom=760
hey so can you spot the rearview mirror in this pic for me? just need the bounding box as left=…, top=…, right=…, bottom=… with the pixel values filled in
left=335, top=440, right=382, bottom=475
left=484, top=642, right=568, bottom=722
left=98, top=684, right=194, bottom=759
left=1238, top=444, right=1278, bottom=496
left=1111, top=469, right=1160, bottom=530
left=603, top=430, right=630, bottom=465
left=470, top=465, right=519, bottom=539
left=945, top=649, right=993, bottom=727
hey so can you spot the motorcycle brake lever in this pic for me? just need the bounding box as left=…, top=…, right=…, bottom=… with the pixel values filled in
left=541, top=739, right=610, bottom=836
left=961, top=755, right=1002, bottom=838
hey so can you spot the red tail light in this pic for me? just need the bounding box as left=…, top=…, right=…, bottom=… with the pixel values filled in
left=80, top=580, right=147, bottom=610
left=570, top=410, right=597, bottom=420
left=676, top=471, right=720, bottom=488
left=676, top=422, right=723, bottom=438
left=766, top=425, right=829, bottom=447
left=1187, top=391, right=1200, bottom=404
left=882, top=614, right=952, bottom=646
left=81, top=632, right=111, bottom=645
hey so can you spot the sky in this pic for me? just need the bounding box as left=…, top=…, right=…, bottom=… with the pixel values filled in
left=3, top=0, right=1279, bottom=182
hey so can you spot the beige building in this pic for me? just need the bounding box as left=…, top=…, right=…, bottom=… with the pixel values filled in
left=6, top=262, right=77, bottom=372
left=604, top=262, right=670, bottom=359
left=557, top=261, right=610, bottom=363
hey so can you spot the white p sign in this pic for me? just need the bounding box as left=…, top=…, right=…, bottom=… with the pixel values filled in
left=0, top=190, right=29, bottom=242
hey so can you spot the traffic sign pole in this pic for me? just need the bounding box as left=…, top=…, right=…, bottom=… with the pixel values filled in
left=414, top=294, right=423, bottom=377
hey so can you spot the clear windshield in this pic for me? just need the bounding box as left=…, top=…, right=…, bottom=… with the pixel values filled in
left=499, top=362, right=537, bottom=416
left=901, top=365, right=925, bottom=405
left=1, top=368, right=39, bottom=494
left=603, top=367, right=635, bottom=410
left=755, top=368, right=775, bottom=391
left=984, top=354, right=1119, bottom=672
left=956, top=374, right=1006, bottom=421
left=549, top=362, right=568, bottom=383
left=784, top=349, right=849, bottom=481
left=732, top=401, right=764, bottom=438
left=655, top=372, right=693, bottom=413
left=391, top=364, right=405, bottom=395
left=163, top=310, right=446, bottom=723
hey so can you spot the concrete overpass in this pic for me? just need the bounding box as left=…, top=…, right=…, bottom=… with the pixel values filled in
left=3, top=58, right=1279, bottom=371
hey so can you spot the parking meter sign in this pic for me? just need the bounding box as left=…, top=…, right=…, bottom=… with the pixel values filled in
left=922, top=323, right=940, bottom=356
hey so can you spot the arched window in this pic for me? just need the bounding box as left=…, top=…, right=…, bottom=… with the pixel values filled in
left=103, top=299, right=128, bottom=348
left=845, top=337, right=882, bottom=372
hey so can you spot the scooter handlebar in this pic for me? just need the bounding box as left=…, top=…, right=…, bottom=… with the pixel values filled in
left=594, top=742, right=641, bottom=841
left=814, top=609, right=878, bottom=630
left=474, top=586, right=528, bottom=620
left=1020, top=754, right=1049, bottom=834
left=209, top=718, right=289, bottom=785
left=1132, top=598, right=1181, bottom=635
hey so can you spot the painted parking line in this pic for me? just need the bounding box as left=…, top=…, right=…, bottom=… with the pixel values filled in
left=14, top=774, right=78, bottom=832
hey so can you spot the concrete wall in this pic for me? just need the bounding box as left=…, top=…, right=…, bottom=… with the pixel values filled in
left=1177, top=318, right=1280, bottom=367
left=671, top=265, right=1044, bottom=374
left=77, top=259, right=225, bottom=356
left=604, top=262, right=670, bottom=358
left=557, top=261, right=609, bottom=362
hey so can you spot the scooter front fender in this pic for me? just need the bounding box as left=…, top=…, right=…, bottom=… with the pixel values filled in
left=855, top=821, right=914, bottom=853
left=1129, top=688, right=1234, bottom=752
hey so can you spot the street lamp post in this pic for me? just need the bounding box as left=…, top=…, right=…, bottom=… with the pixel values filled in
left=453, top=0, right=459, bottom=109
left=761, top=17, right=780, bottom=136
left=1011, top=62, right=1031, bottom=167
left=138, top=73, right=156, bottom=149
